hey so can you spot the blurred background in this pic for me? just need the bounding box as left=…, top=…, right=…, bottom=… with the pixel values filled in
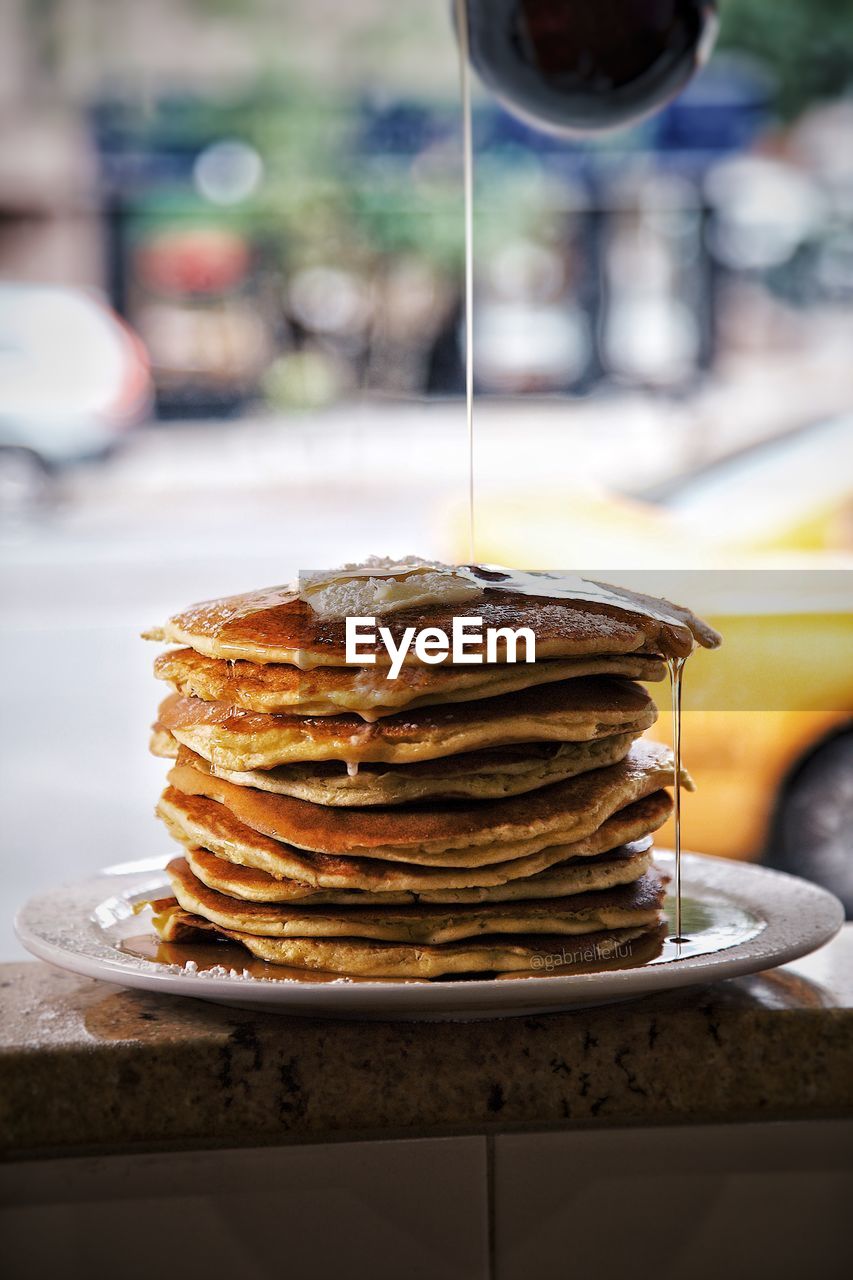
left=1, top=0, right=852, bottom=955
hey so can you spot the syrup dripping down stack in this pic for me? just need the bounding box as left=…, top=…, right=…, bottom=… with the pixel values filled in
left=144, top=563, right=720, bottom=980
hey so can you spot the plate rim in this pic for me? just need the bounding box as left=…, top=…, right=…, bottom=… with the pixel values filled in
left=14, top=851, right=845, bottom=1019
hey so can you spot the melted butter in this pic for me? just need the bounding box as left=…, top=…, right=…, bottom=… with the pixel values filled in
left=303, top=557, right=458, bottom=586
left=300, top=559, right=482, bottom=619
left=476, top=567, right=694, bottom=636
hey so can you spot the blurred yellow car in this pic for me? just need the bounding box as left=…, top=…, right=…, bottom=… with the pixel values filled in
left=455, top=415, right=853, bottom=908
left=645, top=602, right=852, bottom=873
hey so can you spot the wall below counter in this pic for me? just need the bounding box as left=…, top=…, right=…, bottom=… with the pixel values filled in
left=2, top=1121, right=852, bottom=1280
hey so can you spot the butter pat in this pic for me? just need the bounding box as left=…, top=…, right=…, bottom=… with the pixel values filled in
left=300, top=557, right=483, bottom=619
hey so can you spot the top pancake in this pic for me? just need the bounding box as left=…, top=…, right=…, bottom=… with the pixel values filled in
left=143, top=566, right=720, bottom=667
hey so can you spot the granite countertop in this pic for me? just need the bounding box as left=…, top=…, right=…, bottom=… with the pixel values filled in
left=2, top=926, right=852, bottom=1161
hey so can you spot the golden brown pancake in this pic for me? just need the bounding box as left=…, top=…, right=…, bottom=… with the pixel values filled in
left=167, top=856, right=665, bottom=943
left=154, top=647, right=666, bottom=718
left=154, top=676, right=657, bottom=770
left=167, top=739, right=681, bottom=864
left=168, top=733, right=639, bottom=806
left=143, top=566, right=720, bottom=667
left=156, top=785, right=673, bottom=893
left=153, top=903, right=664, bottom=978
left=183, top=838, right=654, bottom=905
left=150, top=725, right=178, bottom=759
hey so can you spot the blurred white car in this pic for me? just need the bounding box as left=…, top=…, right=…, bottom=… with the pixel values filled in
left=0, top=285, right=151, bottom=483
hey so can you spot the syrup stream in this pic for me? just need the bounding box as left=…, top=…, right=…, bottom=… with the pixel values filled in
left=668, top=654, right=687, bottom=942
left=456, top=0, right=476, bottom=562
left=468, top=10, right=694, bottom=952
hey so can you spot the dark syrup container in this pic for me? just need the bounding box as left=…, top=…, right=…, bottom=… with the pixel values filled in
left=460, top=0, right=718, bottom=134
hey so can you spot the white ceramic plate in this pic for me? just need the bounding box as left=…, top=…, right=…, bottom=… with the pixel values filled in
left=15, top=851, right=844, bottom=1021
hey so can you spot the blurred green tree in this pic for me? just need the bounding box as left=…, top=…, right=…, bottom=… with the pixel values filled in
left=720, top=0, right=853, bottom=118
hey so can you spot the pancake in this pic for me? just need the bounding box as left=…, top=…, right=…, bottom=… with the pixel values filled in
left=154, top=647, right=666, bottom=718
left=153, top=903, right=665, bottom=978
left=167, top=857, right=666, bottom=943
left=156, top=786, right=673, bottom=893
left=150, top=725, right=178, bottom=759
left=172, top=732, right=640, bottom=806
left=183, top=838, right=654, bottom=905
left=167, top=739, right=681, bottom=864
left=143, top=565, right=720, bottom=667
left=154, top=676, right=657, bottom=770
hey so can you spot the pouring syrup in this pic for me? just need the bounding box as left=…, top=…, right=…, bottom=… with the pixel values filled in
left=453, top=0, right=713, bottom=939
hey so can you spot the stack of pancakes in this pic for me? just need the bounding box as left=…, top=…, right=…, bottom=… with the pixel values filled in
left=145, top=565, right=719, bottom=980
